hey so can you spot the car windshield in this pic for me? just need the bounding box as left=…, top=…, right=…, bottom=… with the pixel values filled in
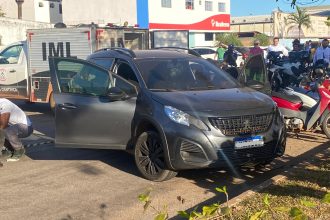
left=135, top=57, right=240, bottom=91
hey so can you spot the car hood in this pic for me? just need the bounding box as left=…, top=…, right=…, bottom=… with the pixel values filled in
left=151, top=87, right=275, bottom=117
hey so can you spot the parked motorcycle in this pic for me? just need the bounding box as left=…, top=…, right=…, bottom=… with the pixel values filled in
left=271, top=80, right=330, bottom=138
left=241, top=54, right=330, bottom=138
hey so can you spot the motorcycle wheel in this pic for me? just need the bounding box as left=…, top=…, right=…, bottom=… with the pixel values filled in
left=322, top=113, right=330, bottom=139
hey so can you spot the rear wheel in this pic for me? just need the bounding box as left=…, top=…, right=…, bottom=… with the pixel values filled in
left=322, top=113, right=330, bottom=138
left=134, top=131, right=177, bottom=181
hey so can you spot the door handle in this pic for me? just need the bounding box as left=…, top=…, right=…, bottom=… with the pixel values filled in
left=58, top=103, right=77, bottom=109
left=9, top=69, right=16, bottom=73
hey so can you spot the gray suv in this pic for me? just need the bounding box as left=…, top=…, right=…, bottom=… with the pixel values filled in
left=48, top=48, right=286, bottom=181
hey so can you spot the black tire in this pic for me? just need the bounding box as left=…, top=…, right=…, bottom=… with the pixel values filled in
left=322, top=113, right=330, bottom=139
left=49, top=93, right=56, bottom=114
left=134, top=131, right=177, bottom=181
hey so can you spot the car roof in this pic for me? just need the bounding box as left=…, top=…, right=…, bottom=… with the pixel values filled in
left=87, top=49, right=196, bottom=60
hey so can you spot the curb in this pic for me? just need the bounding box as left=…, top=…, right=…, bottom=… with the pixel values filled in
left=227, top=147, right=329, bottom=207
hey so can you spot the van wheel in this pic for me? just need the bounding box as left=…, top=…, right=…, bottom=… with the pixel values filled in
left=134, top=131, right=177, bottom=181
left=322, top=113, right=330, bottom=139
left=49, top=93, right=56, bottom=114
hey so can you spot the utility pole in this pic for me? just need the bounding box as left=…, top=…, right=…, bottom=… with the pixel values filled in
left=15, top=0, right=24, bottom=19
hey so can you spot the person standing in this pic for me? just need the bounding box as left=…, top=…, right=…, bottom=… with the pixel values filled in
left=267, top=37, right=289, bottom=56
left=313, top=38, right=330, bottom=65
left=223, top=44, right=238, bottom=67
left=248, top=40, right=264, bottom=82
left=0, top=98, right=33, bottom=162
left=214, top=43, right=226, bottom=63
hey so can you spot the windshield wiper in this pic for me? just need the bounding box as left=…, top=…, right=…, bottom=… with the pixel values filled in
left=149, top=88, right=178, bottom=92
left=188, top=85, right=216, bottom=90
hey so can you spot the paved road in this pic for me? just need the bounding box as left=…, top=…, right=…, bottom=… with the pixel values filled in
left=0, top=102, right=329, bottom=220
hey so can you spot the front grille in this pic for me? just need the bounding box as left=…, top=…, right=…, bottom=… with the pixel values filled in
left=217, top=141, right=277, bottom=164
left=209, top=113, right=273, bottom=136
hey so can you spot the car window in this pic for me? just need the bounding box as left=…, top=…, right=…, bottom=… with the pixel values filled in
left=112, top=74, right=137, bottom=96
left=88, top=58, right=115, bottom=70
left=56, top=60, right=110, bottom=96
left=245, top=55, right=266, bottom=86
left=135, top=57, right=240, bottom=91
left=116, top=62, right=139, bottom=86
left=0, top=45, right=23, bottom=64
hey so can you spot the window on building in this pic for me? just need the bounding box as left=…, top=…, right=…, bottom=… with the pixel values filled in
left=50, top=3, right=55, bottom=8
left=39, top=2, right=44, bottom=7
left=185, top=0, right=194, bottom=10
left=205, top=33, right=213, bottom=41
left=205, top=1, right=212, bottom=11
left=59, top=4, right=62, bottom=14
left=161, top=0, right=171, bottom=8
left=218, top=2, right=226, bottom=12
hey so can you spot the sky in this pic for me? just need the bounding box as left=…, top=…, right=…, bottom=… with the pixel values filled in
left=231, top=0, right=330, bottom=16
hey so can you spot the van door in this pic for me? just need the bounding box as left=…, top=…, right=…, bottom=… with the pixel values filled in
left=0, top=44, right=27, bottom=99
left=48, top=57, right=137, bottom=149
left=241, top=54, right=270, bottom=94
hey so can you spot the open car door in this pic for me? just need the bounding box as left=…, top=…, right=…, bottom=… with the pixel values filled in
left=240, top=54, right=271, bottom=95
left=48, top=57, right=137, bottom=149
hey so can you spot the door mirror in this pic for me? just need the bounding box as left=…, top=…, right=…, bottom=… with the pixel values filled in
left=106, top=87, right=128, bottom=101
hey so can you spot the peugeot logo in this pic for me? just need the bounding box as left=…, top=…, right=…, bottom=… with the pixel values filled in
left=243, top=119, right=251, bottom=130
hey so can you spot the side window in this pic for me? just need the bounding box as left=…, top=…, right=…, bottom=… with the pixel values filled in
left=245, top=55, right=266, bottom=86
left=56, top=60, right=110, bottom=96
left=116, top=62, right=139, bottom=86
left=0, top=45, right=23, bottom=64
left=113, top=74, right=137, bottom=96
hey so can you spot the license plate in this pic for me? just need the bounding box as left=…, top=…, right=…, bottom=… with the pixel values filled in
left=234, top=136, right=264, bottom=149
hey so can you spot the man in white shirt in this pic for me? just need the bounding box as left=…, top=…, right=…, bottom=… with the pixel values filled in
left=313, top=38, right=330, bottom=65
left=267, top=37, right=289, bottom=57
left=0, top=98, right=33, bottom=162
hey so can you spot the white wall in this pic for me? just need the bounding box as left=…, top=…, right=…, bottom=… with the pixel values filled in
left=34, top=0, right=63, bottom=23
left=148, top=0, right=230, bottom=24
left=0, top=0, right=35, bottom=21
left=61, top=0, right=137, bottom=26
left=0, top=17, right=52, bottom=46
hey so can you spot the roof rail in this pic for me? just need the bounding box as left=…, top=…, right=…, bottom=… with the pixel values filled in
left=153, top=47, right=201, bottom=57
left=95, top=47, right=136, bottom=58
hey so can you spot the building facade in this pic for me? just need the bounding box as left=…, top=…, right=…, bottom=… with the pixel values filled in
left=1, top=0, right=230, bottom=47
left=137, top=0, right=231, bottom=47
left=0, top=0, right=62, bottom=23
left=231, top=5, right=330, bottom=44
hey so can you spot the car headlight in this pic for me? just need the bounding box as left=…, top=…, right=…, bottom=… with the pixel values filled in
left=164, top=106, right=209, bottom=130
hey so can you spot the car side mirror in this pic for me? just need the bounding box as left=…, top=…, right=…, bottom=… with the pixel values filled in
left=106, top=87, right=128, bottom=101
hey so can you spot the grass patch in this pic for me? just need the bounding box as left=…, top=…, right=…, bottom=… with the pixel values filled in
left=233, top=149, right=330, bottom=220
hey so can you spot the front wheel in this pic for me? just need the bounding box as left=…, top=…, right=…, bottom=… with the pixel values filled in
left=134, top=131, right=177, bottom=181
left=322, top=113, right=330, bottom=138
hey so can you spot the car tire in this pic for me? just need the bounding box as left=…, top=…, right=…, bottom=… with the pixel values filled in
left=134, top=131, right=177, bottom=181
left=322, top=113, right=330, bottom=139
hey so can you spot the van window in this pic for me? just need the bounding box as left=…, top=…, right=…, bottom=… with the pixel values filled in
left=0, top=45, right=23, bottom=64
left=89, top=58, right=115, bottom=70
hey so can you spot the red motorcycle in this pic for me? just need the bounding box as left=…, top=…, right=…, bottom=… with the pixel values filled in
left=271, top=82, right=330, bottom=138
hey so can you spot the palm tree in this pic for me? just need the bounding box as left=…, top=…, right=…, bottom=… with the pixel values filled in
left=285, top=6, right=312, bottom=40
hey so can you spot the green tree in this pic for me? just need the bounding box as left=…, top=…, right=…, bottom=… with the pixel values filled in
left=0, top=7, right=5, bottom=17
left=215, top=33, right=243, bottom=47
left=285, top=6, right=311, bottom=40
left=325, top=16, right=330, bottom=27
left=253, top=34, right=270, bottom=46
